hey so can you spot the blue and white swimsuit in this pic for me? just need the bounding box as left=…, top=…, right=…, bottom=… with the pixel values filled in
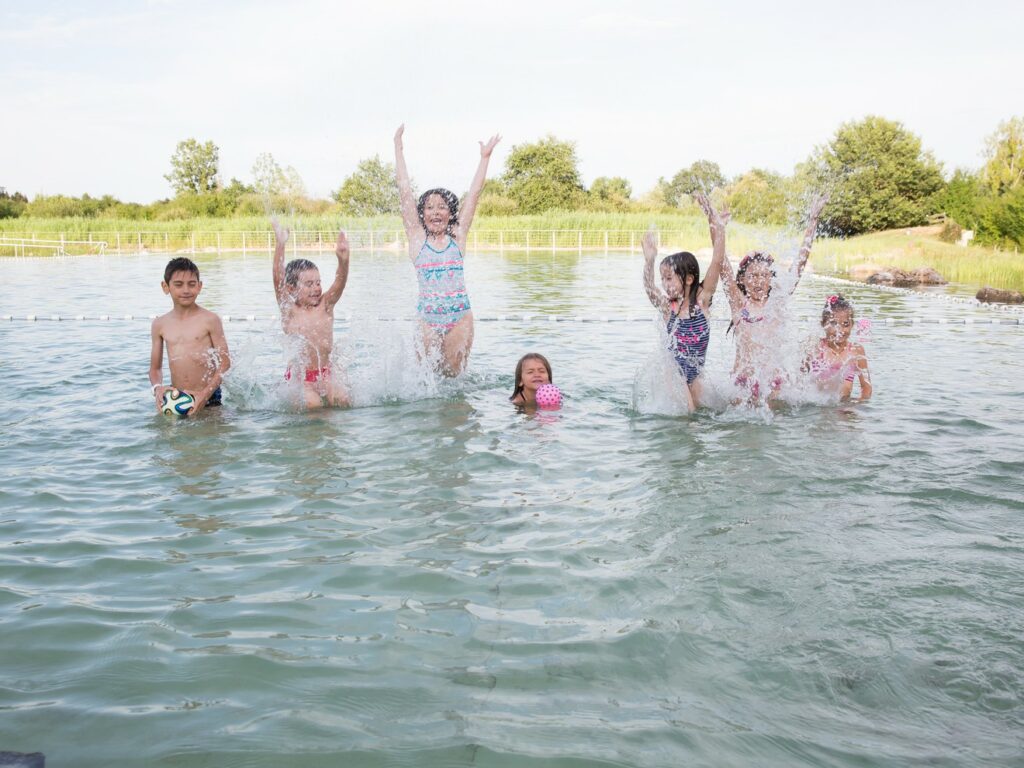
left=667, top=303, right=710, bottom=384
left=415, top=237, right=471, bottom=333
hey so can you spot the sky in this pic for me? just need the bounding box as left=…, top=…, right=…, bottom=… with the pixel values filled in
left=2, top=0, right=1022, bottom=203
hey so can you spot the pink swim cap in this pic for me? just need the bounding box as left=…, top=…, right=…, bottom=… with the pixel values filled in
left=535, top=383, right=562, bottom=409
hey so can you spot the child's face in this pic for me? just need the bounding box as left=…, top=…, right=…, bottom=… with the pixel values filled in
left=291, top=268, right=322, bottom=306
left=660, top=264, right=690, bottom=300
left=423, top=194, right=452, bottom=235
left=823, top=308, right=854, bottom=344
left=741, top=262, right=772, bottom=301
left=519, top=359, right=550, bottom=392
left=162, top=270, right=202, bottom=307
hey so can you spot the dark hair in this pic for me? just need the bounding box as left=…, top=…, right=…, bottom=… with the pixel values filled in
left=417, top=188, right=460, bottom=235
left=163, top=257, right=199, bottom=284
left=735, top=251, right=775, bottom=296
left=821, top=293, right=854, bottom=324
left=660, top=251, right=701, bottom=313
left=285, top=258, right=318, bottom=287
left=511, top=353, right=553, bottom=402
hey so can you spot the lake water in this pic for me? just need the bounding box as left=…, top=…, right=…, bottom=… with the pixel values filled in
left=1, top=249, right=1022, bottom=767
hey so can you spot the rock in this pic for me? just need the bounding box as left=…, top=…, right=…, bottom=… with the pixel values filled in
left=976, top=286, right=1024, bottom=304
left=865, top=267, right=947, bottom=287
left=848, top=262, right=886, bottom=280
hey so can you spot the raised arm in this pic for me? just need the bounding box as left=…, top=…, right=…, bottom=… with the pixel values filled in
left=456, top=134, right=501, bottom=248
left=693, top=192, right=730, bottom=311
left=790, top=193, right=829, bottom=291
left=393, top=124, right=422, bottom=247
left=641, top=231, right=667, bottom=313
left=322, top=230, right=350, bottom=308
left=272, top=219, right=289, bottom=306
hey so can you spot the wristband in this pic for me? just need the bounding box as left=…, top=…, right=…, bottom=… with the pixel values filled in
left=151, top=383, right=161, bottom=394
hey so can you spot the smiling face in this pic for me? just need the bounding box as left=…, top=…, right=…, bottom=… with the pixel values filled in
left=739, top=261, right=773, bottom=302
left=823, top=307, right=854, bottom=345
left=162, top=270, right=202, bottom=307
left=290, top=268, right=323, bottom=307
left=422, top=193, right=452, bottom=236
left=660, top=263, right=690, bottom=300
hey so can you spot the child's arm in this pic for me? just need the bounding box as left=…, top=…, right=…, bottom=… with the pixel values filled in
left=641, top=231, right=667, bottom=313
left=394, top=124, right=422, bottom=249
left=149, top=319, right=168, bottom=411
left=853, top=344, right=872, bottom=401
left=272, top=219, right=289, bottom=306
left=322, top=230, right=350, bottom=309
left=693, top=192, right=730, bottom=310
left=456, top=134, right=501, bottom=248
left=790, top=193, right=828, bottom=292
left=189, top=315, right=231, bottom=417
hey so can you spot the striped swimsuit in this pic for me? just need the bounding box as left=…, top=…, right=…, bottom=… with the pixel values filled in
left=667, top=302, right=710, bottom=384
left=415, top=237, right=471, bottom=333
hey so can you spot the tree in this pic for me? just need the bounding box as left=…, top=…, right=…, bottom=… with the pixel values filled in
left=588, top=176, right=632, bottom=210
left=502, top=135, right=585, bottom=213
left=799, top=116, right=945, bottom=236
left=666, top=160, right=726, bottom=206
left=332, top=155, right=401, bottom=215
left=936, top=169, right=983, bottom=230
left=165, top=138, right=220, bottom=195
left=0, top=187, right=28, bottom=219
left=982, top=116, right=1024, bottom=195
left=725, top=169, right=790, bottom=224
left=252, top=153, right=307, bottom=198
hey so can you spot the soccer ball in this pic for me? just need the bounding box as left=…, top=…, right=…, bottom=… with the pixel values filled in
left=161, top=388, right=195, bottom=417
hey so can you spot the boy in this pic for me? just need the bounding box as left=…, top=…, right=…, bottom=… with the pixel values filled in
left=149, top=257, right=230, bottom=416
left=272, top=221, right=350, bottom=408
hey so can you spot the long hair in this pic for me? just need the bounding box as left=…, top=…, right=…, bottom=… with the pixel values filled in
left=661, top=251, right=701, bottom=314
left=821, top=293, right=854, bottom=324
left=417, top=188, right=460, bottom=235
left=510, top=353, right=553, bottom=402
left=728, top=251, right=776, bottom=334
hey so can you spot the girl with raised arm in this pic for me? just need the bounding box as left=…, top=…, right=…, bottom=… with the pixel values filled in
left=717, top=194, right=829, bottom=403
left=394, top=124, right=501, bottom=376
left=641, top=192, right=729, bottom=411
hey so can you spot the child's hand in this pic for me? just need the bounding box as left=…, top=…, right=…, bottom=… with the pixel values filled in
left=153, top=385, right=170, bottom=412
left=394, top=124, right=405, bottom=149
left=641, top=231, right=657, bottom=261
left=272, top=218, right=290, bottom=246
left=479, top=134, right=501, bottom=158
left=694, top=192, right=730, bottom=236
left=335, top=230, right=349, bottom=261
left=808, top=193, right=829, bottom=222
left=186, top=390, right=206, bottom=419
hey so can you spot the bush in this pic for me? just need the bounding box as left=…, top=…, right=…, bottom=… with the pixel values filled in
left=938, top=219, right=963, bottom=243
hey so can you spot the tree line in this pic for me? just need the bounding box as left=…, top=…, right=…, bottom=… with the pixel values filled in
left=3, top=116, right=1021, bottom=247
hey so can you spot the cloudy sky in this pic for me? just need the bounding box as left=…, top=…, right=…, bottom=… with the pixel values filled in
left=2, top=0, right=1021, bottom=202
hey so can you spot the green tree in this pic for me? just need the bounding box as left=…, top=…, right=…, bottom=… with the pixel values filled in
left=0, top=187, right=28, bottom=219
left=165, top=138, right=220, bottom=195
left=332, top=155, right=401, bottom=216
left=982, top=116, right=1024, bottom=195
left=666, top=160, right=726, bottom=206
left=252, top=153, right=307, bottom=198
left=799, top=116, right=945, bottom=235
left=502, top=135, right=585, bottom=213
left=936, top=169, right=984, bottom=230
left=588, top=176, right=632, bottom=210
left=725, top=169, right=790, bottom=224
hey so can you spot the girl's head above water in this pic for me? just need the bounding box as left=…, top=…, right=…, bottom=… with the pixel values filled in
left=659, top=251, right=701, bottom=308
left=417, top=188, right=460, bottom=236
left=511, top=353, right=552, bottom=402
left=736, top=251, right=775, bottom=300
left=821, top=293, right=855, bottom=344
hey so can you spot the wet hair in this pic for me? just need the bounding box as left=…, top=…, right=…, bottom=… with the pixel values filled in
left=821, top=293, right=855, bottom=324
left=660, top=251, right=701, bottom=313
left=511, top=352, right=553, bottom=402
left=163, top=257, right=199, bottom=284
left=417, top=188, right=460, bottom=235
left=285, top=258, right=319, bottom=287
left=735, top=251, right=775, bottom=296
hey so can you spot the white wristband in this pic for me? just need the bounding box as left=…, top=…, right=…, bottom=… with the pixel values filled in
left=151, top=383, right=161, bottom=394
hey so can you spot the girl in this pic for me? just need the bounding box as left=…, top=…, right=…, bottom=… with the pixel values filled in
left=641, top=191, right=728, bottom=410
left=718, top=194, right=829, bottom=402
left=510, top=353, right=553, bottom=407
left=394, top=124, right=501, bottom=376
left=802, top=294, right=872, bottom=401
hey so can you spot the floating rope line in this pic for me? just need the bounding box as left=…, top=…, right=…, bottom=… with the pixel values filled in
left=2, top=313, right=1022, bottom=326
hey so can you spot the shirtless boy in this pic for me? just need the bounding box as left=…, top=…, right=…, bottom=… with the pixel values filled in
left=149, top=257, right=230, bottom=416
left=272, top=221, right=351, bottom=408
